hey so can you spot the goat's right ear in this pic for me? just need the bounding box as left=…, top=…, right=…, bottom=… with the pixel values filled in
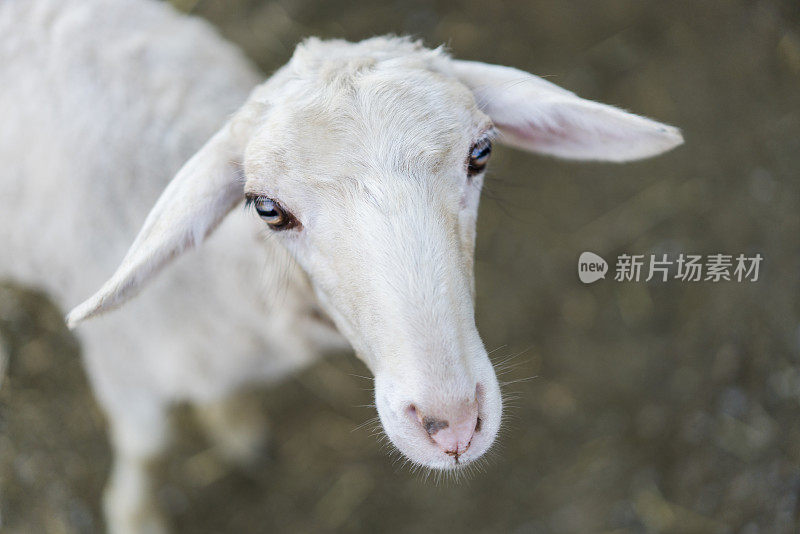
left=66, top=113, right=255, bottom=328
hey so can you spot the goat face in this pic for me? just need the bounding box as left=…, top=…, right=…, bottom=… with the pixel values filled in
left=242, top=63, right=500, bottom=468
left=67, top=37, right=682, bottom=470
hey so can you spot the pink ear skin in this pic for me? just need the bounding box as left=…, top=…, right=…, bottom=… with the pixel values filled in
left=450, top=59, right=683, bottom=162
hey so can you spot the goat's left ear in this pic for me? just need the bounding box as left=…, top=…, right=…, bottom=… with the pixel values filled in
left=65, top=105, right=260, bottom=328
left=450, top=60, right=683, bottom=162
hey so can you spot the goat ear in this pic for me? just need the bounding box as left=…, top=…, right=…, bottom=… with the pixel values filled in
left=65, top=115, right=252, bottom=328
left=450, top=60, right=683, bottom=162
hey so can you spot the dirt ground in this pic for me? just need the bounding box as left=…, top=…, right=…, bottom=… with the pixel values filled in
left=2, top=0, right=799, bottom=532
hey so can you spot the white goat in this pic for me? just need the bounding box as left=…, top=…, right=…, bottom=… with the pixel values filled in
left=0, top=0, right=683, bottom=532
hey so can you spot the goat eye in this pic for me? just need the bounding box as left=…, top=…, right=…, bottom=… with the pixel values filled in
left=249, top=196, right=297, bottom=230
left=468, top=137, right=492, bottom=176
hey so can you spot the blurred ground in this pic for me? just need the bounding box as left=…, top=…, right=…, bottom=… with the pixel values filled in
left=2, top=0, right=800, bottom=532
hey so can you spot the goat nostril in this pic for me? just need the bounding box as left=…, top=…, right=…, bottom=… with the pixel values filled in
left=410, top=399, right=479, bottom=457
left=422, top=416, right=449, bottom=436
left=420, top=413, right=477, bottom=456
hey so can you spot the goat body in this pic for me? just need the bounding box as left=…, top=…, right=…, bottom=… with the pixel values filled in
left=0, top=1, right=682, bottom=532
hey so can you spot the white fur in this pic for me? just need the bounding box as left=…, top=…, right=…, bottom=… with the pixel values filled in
left=0, top=1, right=683, bottom=532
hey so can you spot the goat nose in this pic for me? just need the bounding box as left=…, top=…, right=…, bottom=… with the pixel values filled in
left=416, top=405, right=479, bottom=457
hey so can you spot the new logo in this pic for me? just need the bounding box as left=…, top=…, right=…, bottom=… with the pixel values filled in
left=578, top=252, right=608, bottom=284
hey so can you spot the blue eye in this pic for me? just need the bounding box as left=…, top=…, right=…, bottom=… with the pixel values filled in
left=246, top=196, right=298, bottom=230
left=468, top=137, right=492, bottom=175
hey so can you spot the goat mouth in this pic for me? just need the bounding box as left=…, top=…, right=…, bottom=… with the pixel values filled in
left=443, top=452, right=476, bottom=469
left=446, top=449, right=464, bottom=464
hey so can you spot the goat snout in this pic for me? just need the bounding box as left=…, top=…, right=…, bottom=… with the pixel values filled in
left=410, top=399, right=480, bottom=460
